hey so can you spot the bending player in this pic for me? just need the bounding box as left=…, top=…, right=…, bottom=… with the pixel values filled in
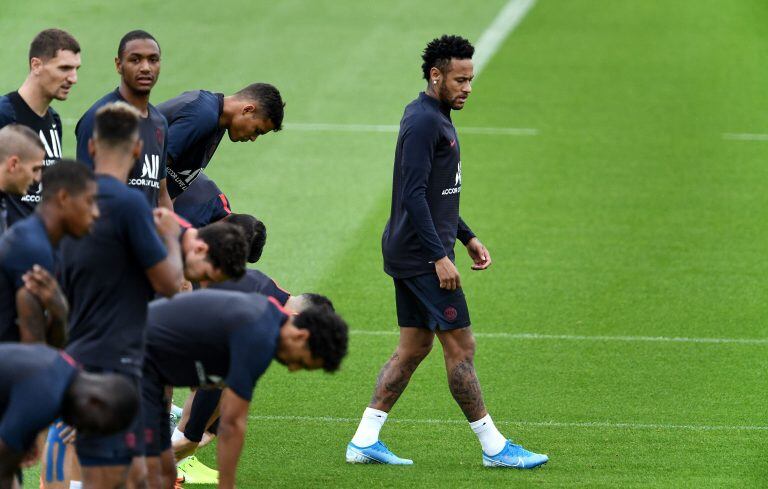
left=346, top=35, right=548, bottom=468
left=76, top=30, right=172, bottom=209
left=140, top=288, right=348, bottom=489
left=0, top=344, right=138, bottom=489
left=0, top=28, right=81, bottom=226
left=0, top=160, right=98, bottom=345
left=157, top=83, right=284, bottom=199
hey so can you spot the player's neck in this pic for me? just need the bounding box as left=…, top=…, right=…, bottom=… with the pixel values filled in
left=118, top=83, right=150, bottom=117
left=37, top=206, right=65, bottom=246
left=219, top=96, right=237, bottom=128
left=17, top=78, right=52, bottom=117
left=94, top=155, right=133, bottom=183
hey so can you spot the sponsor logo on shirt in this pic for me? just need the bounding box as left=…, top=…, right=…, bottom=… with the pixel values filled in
left=128, top=154, right=161, bottom=189
left=21, top=128, right=63, bottom=203
left=441, top=160, right=462, bottom=196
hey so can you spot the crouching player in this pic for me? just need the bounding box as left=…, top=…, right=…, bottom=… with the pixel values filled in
left=0, top=344, right=139, bottom=489
left=141, top=289, right=348, bottom=488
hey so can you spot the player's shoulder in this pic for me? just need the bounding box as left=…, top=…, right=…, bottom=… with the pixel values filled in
left=77, top=89, right=121, bottom=130
left=0, top=217, right=50, bottom=258
left=0, top=94, right=17, bottom=127
left=100, top=176, right=152, bottom=212
left=147, top=103, right=168, bottom=128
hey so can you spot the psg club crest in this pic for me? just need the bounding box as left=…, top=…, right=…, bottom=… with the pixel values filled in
left=444, top=306, right=458, bottom=322
left=156, top=127, right=164, bottom=145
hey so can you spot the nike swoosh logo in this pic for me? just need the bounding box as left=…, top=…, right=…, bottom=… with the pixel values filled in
left=513, top=457, right=524, bottom=467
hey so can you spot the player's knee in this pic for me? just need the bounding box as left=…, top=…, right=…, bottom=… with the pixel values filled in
left=443, top=334, right=476, bottom=361
left=399, top=339, right=433, bottom=361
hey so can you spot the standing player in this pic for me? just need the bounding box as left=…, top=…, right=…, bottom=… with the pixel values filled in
left=141, top=289, right=348, bottom=489
left=60, top=102, right=183, bottom=488
left=0, top=161, right=98, bottom=345
left=75, top=30, right=173, bottom=209
left=0, top=344, right=139, bottom=489
left=157, top=83, right=284, bottom=199
left=346, top=35, right=549, bottom=468
left=0, top=29, right=81, bottom=226
left=0, top=125, right=46, bottom=234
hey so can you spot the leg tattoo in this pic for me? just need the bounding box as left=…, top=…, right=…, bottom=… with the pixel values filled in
left=448, top=359, right=486, bottom=421
left=369, top=351, right=424, bottom=411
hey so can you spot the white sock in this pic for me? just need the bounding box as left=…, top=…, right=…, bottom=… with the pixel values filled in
left=470, top=414, right=507, bottom=456
left=351, top=407, right=388, bottom=447
left=171, top=427, right=188, bottom=444
left=69, top=482, right=83, bottom=489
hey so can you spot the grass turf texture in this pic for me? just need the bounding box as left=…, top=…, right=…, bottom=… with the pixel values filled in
left=1, top=0, right=766, bottom=486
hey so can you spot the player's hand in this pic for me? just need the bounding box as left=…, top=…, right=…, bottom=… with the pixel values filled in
left=466, top=237, right=492, bottom=270
left=55, top=421, right=77, bottom=444
left=153, top=208, right=181, bottom=239
left=435, top=256, right=461, bottom=290
left=22, top=265, right=68, bottom=310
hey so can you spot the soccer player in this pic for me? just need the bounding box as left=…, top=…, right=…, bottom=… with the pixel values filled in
left=172, top=172, right=266, bottom=263
left=60, top=101, right=183, bottom=487
left=346, top=35, right=549, bottom=469
left=0, top=28, right=80, bottom=226
left=0, top=161, right=98, bottom=345
left=140, top=289, right=348, bottom=489
left=179, top=220, right=248, bottom=285
left=0, top=344, right=138, bottom=489
left=157, top=83, right=284, bottom=199
left=0, top=125, right=46, bottom=234
left=172, top=284, right=333, bottom=483
left=75, top=30, right=173, bottom=209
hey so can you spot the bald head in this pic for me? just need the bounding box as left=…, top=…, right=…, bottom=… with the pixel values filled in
left=0, top=124, right=46, bottom=195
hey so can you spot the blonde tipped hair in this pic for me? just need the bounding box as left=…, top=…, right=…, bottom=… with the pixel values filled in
left=93, top=102, right=140, bottom=147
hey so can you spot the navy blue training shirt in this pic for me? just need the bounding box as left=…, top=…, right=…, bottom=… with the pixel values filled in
left=0, top=91, right=63, bottom=226
left=145, top=289, right=285, bottom=401
left=381, top=92, right=475, bottom=278
left=210, top=268, right=291, bottom=306
left=0, top=344, right=77, bottom=453
left=61, top=175, right=167, bottom=376
left=172, top=173, right=231, bottom=228
left=157, top=90, right=226, bottom=199
left=0, top=214, right=55, bottom=341
left=75, top=89, right=168, bottom=207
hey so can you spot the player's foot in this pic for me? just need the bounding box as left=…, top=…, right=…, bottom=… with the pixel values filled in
left=346, top=440, right=414, bottom=465
left=176, top=455, right=219, bottom=484
left=482, top=440, right=548, bottom=469
left=169, top=403, right=183, bottom=432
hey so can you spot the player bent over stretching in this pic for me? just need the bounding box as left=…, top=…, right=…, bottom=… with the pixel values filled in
left=139, top=289, right=348, bottom=488
left=346, top=35, right=548, bottom=469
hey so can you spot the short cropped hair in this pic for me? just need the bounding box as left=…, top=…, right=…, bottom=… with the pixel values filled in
left=421, top=34, right=474, bottom=80
left=235, top=83, right=285, bottom=131
left=0, top=124, right=45, bottom=161
left=293, top=307, right=349, bottom=372
left=94, top=102, right=140, bottom=147
left=41, top=159, right=95, bottom=201
left=118, top=30, right=160, bottom=59
left=29, top=28, right=80, bottom=62
left=300, top=293, right=334, bottom=312
left=197, top=221, right=248, bottom=280
left=221, top=213, right=266, bottom=263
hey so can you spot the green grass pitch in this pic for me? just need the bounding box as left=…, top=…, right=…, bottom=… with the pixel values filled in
left=2, top=0, right=766, bottom=486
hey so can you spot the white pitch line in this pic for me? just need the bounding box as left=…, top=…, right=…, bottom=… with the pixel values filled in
left=284, top=122, right=537, bottom=136
left=722, top=133, right=768, bottom=141
left=472, top=0, right=538, bottom=78
left=349, top=329, right=768, bottom=345
left=249, top=414, right=768, bottom=432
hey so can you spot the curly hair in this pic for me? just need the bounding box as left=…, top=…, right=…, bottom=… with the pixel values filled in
left=118, top=30, right=159, bottom=59
left=293, top=306, right=349, bottom=372
left=197, top=221, right=248, bottom=280
left=421, top=34, right=474, bottom=80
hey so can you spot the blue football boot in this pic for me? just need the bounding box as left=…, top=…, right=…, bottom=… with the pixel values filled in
left=346, top=440, right=414, bottom=465
left=482, top=440, right=549, bottom=468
